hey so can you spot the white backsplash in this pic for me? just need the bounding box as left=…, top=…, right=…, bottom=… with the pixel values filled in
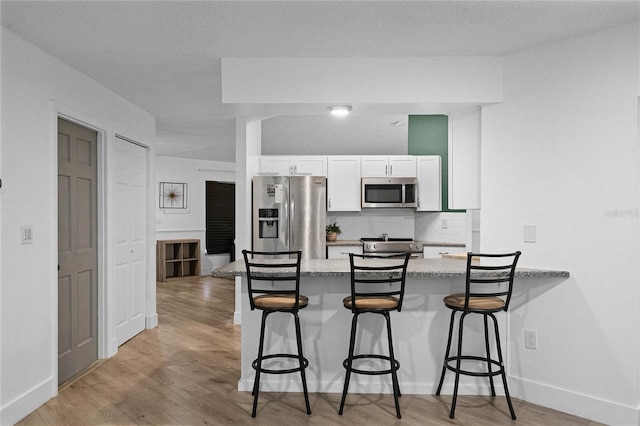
left=328, top=209, right=468, bottom=244
left=327, top=209, right=414, bottom=240
left=414, top=211, right=468, bottom=244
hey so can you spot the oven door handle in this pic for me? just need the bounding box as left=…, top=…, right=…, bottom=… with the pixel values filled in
left=363, top=251, right=422, bottom=259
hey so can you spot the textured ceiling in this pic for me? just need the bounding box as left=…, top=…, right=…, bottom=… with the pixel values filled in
left=2, top=1, right=638, bottom=162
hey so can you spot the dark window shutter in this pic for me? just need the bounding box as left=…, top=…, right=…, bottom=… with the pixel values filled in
left=206, top=182, right=235, bottom=258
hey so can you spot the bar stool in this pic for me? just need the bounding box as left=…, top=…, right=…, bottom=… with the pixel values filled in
left=435, top=251, right=521, bottom=420
left=241, top=250, right=311, bottom=418
left=338, top=252, right=411, bottom=419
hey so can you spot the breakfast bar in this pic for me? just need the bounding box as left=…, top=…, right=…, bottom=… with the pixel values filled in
left=213, top=257, right=569, bottom=395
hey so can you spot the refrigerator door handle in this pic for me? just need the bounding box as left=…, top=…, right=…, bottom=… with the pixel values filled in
left=289, top=200, right=295, bottom=251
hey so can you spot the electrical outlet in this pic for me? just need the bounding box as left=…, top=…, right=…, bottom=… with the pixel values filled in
left=441, top=218, right=448, bottom=229
left=524, top=330, right=537, bottom=350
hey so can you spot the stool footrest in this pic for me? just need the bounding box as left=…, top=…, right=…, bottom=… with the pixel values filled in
left=343, top=354, right=400, bottom=376
left=445, top=355, right=503, bottom=377
left=252, top=353, right=309, bottom=375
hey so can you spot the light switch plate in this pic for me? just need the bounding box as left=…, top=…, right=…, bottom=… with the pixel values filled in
left=21, top=225, right=33, bottom=244
left=523, top=224, right=536, bottom=243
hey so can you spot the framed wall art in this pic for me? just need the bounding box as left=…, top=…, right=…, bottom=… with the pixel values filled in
left=159, top=182, right=188, bottom=209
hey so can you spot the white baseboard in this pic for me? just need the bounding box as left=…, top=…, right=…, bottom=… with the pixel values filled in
left=237, top=377, right=497, bottom=395
left=512, top=376, right=638, bottom=425
left=238, top=375, right=639, bottom=424
left=146, top=313, right=159, bottom=329
left=0, top=377, right=55, bottom=426
left=234, top=311, right=241, bottom=325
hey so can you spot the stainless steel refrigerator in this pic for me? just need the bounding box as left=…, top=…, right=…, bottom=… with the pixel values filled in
left=252, top=175, right=326, bottom=259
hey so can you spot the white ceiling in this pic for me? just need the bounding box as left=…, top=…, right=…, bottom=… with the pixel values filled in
left=2, top=1, right=637, bottom=162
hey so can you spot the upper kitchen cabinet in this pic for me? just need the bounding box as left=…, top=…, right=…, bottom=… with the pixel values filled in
left=327, top=156, right=361, bottom=211
left=448, top=109, right=480, bottom=209
left=416, top=156, right=442, bottom=211
left=361, top=156, right=417, bottom=177
left=259, top=156, right=327, bottom=176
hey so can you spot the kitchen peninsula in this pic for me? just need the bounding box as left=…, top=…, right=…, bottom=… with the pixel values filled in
left=213, top=258, right=569, bottom=395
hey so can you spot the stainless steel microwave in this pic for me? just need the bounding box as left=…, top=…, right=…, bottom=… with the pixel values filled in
left=361, top=177, right=418, bottom=208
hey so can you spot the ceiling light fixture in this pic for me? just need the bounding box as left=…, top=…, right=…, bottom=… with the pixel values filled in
left=328, top=105, right=352, bottom=117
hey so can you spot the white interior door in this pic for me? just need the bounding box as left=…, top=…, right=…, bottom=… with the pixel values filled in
left=114, top=137, right=147, bottom=346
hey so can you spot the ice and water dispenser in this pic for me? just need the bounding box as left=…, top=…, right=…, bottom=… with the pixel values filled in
left=258, top=208, right=279, bottom=239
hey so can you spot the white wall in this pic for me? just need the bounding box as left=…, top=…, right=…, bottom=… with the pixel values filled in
left=0, top=29, right=156, bottom=425
left=482, top=22, right=639, bottom=425
left=155, top=157, right=235, bottom=274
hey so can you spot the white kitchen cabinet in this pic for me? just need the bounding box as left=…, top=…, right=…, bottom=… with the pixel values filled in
left=361, top=156, right=388, bottom=177
left=423, top=245, right=466, bottom=259
left=361, top=156, right=416, bottom=177
left=389, top=156, right=417, bottom=177
left=416, top=156, right=442, bottom=211
left=259, top=156, right=327, bottom=176
left=294, top=156, right=327, bottom=176
left=448, top=109, right=480, bottom=209
left=327, top=245, right=363, bottom=259
left=327, top=156, right=361, bottom=211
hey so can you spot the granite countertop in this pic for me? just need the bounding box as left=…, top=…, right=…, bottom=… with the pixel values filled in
left=422, top=242, right=466, bottom=247
left=326, top=239, right=361, bottom=246
left=212, top=258, right=569, bottom=279
left=326, top=239, right=466, bottom=247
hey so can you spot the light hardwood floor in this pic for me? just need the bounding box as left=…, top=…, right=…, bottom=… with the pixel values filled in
left=19, top=276, right=600, bottom=425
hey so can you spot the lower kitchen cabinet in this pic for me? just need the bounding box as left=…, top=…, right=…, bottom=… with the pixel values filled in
left=327, top=245, right=363, bottom=259
left=423, top=245, right=466, bottom=259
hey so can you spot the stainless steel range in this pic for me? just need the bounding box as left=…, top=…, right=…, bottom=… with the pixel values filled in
left=361, top=236, right=423, bottom=258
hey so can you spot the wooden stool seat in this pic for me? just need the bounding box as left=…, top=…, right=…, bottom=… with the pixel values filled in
left=254, top=294, right=309, bottom=310
left=343, top=295, right=399, bottom=310
left=443, top=293, right=505, bottom=311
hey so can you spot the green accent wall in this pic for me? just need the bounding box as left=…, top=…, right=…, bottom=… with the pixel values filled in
left=408, top=115, right=462, bottom=212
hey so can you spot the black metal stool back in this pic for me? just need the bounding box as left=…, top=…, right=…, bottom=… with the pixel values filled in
left=436, top=251, right=521, bottom=420
left=339, top=252, right=411, bottom=419
left=347, top=252, right=410, bottom=314
left=241, top=249, right=311, bottom=417
left=243, top=250, right=305, bottom=313
left=460, top=251, right=521, bottom=313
